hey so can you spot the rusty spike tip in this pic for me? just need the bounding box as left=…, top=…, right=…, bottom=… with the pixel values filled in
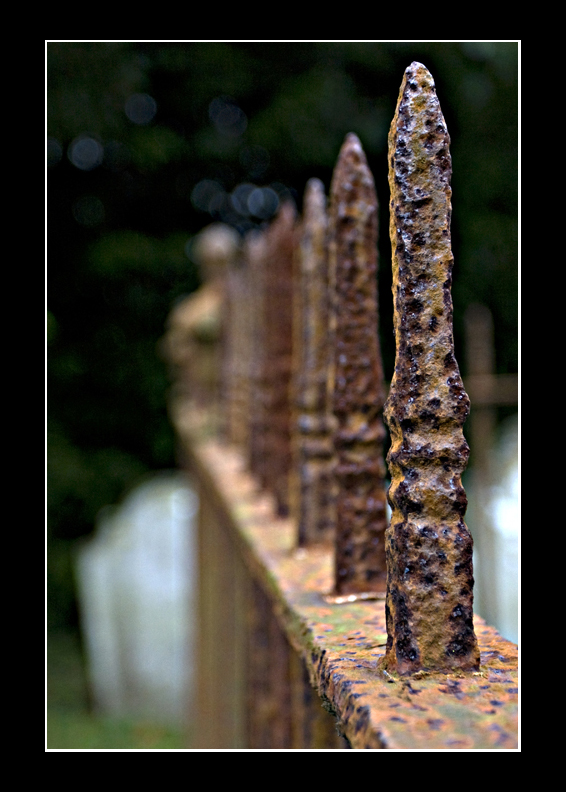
left=381, top=62, right=480, bottom=676
left=329, top=131, right=388, bottom=596
left=342, top=132, right=363, bottom=153
left=277, top=199, right=297, bottom=224
left=302, top=178, right=326, bottom=226
left=333, top=133, right=373, bottom=188
left=294, top=177, right=336, bottom=546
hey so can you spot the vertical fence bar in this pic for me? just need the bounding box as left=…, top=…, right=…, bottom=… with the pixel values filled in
left=246, top=577, right=292, bottom=747
left=294, top=178, right=336, bottom=546
left=382, top=62, right=480, bottom=675
left=262, top=203, right=296, bottom=517
left=327, top=133, right=388, bottom=598
left=247, top=229, right=269, bottom=483
left=223, top=245, right=250, bottom=448
left=194, top=481, right=247, bottom=747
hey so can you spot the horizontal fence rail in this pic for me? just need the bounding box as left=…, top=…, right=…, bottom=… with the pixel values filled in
left=163, top=61, right=518, bottom=749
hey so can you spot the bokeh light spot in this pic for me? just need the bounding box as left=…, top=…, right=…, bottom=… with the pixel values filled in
left=247, top=187, right=279, bottom=220
left=231, top=183, right=256, bottom=216
left=191, top=179, right=224, bottom=213
left=208, top=96, right=248, bottom=138
left=68, top=136, right=104, bottom=171
left=125, top=93, right=157, bottom=125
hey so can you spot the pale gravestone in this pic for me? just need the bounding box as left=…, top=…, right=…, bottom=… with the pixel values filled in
left=485, top=415, right=518, bottom=643
left=75, top=472, right=197, bottom=727
left=467, top=414, right=519, bottom=643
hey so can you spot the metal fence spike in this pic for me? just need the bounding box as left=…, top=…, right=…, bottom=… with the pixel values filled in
left=328, top=133, right=388, bottom=596
left=294, top=178, right=336, bottom=546
left=382, top=63, right=480, bottom=675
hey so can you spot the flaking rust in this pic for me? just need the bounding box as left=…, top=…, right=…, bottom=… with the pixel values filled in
left=294, top=179, right=336, bottom=546
left=382, top=63, right=480, bottom=675
left=328, top=133, right=388, bottom=597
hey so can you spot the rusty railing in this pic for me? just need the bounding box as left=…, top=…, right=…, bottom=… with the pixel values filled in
left=164, top=62, right=518, bottom=750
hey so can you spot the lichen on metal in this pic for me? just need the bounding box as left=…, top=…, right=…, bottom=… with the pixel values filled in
left=328, top=133, right=388, bottom=597
left=294, top=178, right=336, bottom=546
left=382, top=62, right=480, bottom=675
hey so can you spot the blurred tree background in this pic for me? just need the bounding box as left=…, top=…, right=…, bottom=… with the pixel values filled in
left=47, top=42, right=518, bottom=634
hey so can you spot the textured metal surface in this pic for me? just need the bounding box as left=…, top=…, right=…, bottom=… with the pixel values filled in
left=222, top=248, right=248, bottom=446
left=247, top=230, right=269, bottom=484
left=262, top=203, right=296, bottom=516
left=382, top=62, right=480, bottom=675
left=246, top=575, right=293, bottom=748
left=294, top=178, right=336, bottom=546
left=185, top=435, right=518, bottom=749
left=328, top=133, right=388, bottom=596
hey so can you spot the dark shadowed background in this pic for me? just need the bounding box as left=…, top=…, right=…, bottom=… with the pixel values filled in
left=47, top=41, right=518, bottom=639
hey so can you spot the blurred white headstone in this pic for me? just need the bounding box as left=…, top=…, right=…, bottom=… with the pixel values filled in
left=468, top=414, right=519, bottom=643
left=488, top=415, right=519, bottom=643
left=75, top=472, right=197, bottom=727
